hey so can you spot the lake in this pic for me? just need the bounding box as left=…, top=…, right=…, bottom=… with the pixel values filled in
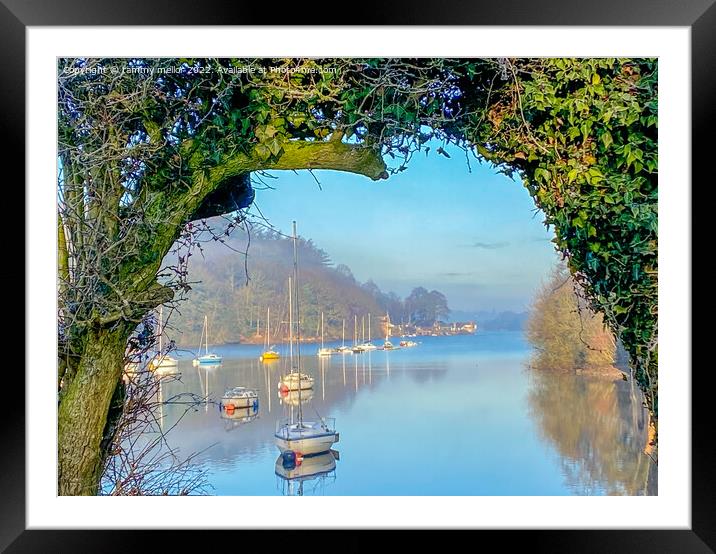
left=153, top=331, right=655, bottom=495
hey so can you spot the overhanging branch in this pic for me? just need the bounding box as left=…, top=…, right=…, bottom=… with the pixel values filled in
left=206, top=139, right=389, bottom=186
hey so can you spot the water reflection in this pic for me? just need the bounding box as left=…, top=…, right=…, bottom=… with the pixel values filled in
left=220, top=404, right=259, bottom=431
left=527, top=370, right=655, bottom=495
left=275, top=450, right=338, bottom=496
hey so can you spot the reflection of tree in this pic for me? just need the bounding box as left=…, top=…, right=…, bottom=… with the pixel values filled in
left=528, top=371, right=655, bottom=495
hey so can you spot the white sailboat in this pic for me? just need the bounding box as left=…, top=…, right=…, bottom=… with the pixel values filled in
left=334, top=319, right=352, bottom=355
left=278, top=275, right=313, bottom=391
left=352, top=314, right=364, bottom=353
left=383, top=312, right=399, bottom=350
left=275, top=221, right=339, bottom=457
left=361, top=312, right=377, bottom=351
left=193, top=314, right=223, bottom=365
left=151, top=305, right=178, bottom=370
left=317, top=312, right=332, bottom=357
left=220, top=386, right=258, bottom=410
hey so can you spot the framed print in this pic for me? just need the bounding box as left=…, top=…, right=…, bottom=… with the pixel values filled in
left=7, top=0, right=712, bottom=551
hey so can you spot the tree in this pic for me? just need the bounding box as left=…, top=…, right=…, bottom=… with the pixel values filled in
left=527, top=264, right=616, bottom=371
left=58, top=57, right=658, bottom=494
left=405, top=287, right=450, bottom=326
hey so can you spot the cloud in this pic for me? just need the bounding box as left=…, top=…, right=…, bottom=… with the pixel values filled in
left=462, top=241, right=511, bottom=250
left=438, top=271, right=476, bottom=277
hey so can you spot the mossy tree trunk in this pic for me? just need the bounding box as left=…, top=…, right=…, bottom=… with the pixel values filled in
left=58, top=325, right=133, bottom=495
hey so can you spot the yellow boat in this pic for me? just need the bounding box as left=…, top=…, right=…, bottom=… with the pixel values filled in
left=259, top=306, right=281, bottom=362
left=261, top=350, right=281, bottom=361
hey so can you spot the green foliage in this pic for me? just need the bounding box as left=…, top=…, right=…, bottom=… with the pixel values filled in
left=456, top=58, right=658, bottom=419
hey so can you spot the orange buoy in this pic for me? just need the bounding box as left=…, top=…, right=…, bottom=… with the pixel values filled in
left=279, top=384, right=289, bottom=395
left=225, top=403, right=235, bottom=413
left=295, top=452, right=304, bottom=466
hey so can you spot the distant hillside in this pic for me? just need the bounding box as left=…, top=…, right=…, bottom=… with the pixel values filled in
left=164, top=221, right=450, bottom=346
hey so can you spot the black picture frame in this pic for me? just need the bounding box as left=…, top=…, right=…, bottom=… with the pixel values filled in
left=6, top=1, right=710, bottom=551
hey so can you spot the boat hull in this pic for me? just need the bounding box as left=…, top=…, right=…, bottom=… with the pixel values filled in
left=274, top=432, right=339, bottom=456
left=197, top=355, right=222, bottom=364
left=279, top=374, right=314, bottom=390
left=221, top=396, right=258, bottom=409
left=152, top=356, right=178, bottom=368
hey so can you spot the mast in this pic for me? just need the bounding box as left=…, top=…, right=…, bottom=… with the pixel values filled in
left=362, top=316, right=365, bottom=343
left=321, top=311, right=325, bottom=349
left=368, top=313, right=371, bottom=343
left=354, top=314, right=358, bottom=346
left=288, top=277, right=293, bottom=364
left=342, top=319, right=345, bottom=348
left=266, top=307, right=270, bottom=350
left=204, top=315, right=209, bottom=355
left=292, top=221, right=303, bottom=425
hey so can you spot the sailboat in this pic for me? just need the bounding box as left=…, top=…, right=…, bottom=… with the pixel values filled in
left=275, top=222, right=338, bottom=457
left=260, top=306, right=280, bottom=362
left=279, top=273, right=313, bottom=392
left=317, top=312, right=332, bottom=357
left=151, top=305, right=178, bottom=370
left=351, top=314, right=364, bottom=353
left=220, top=386, right=259, bottom=410
left=193, top=314, right=223, bottom=365
left=361, top=313, right=377, bottom=351
left=334, top=319, right=352, bottom=355
left=382, top=312, right=399, bottom=350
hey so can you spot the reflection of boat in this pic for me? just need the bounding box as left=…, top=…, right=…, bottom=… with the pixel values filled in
left=221, top=386, right=259, bottom=409
left=260, top=307, right=281, bottom=361
left=317, top=312, right=332, bottom=357
left=275, top=222, right=339, bottom=457
left=151, top=306, right=178, bottom=369
left=279, top=386, right=315, bottom=406
left=275, top=450, right=338, bottom=495
left=193, top=315, right=223, bottom=365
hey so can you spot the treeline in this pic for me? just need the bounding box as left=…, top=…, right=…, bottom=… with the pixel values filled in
left=166, top=223, right=449, bottom=346
left=527, top=264, right=616, bottom=372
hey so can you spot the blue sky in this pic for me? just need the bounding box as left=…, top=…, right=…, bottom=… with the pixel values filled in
left=250, top=142, right=559, bottom=312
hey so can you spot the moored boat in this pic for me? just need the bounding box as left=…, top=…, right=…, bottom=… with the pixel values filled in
left=274, top=419, right=339, bottom=456
left=193, top=315, right=223, bottom=365
left=221, top=386, right=259, bottom=409
left=278, top=372, right=314, bottom=391
left=275, top=221, right=339, bottom=458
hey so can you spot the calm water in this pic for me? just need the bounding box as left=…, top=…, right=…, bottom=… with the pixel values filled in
left=155, top=331, right=654, bottom=495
